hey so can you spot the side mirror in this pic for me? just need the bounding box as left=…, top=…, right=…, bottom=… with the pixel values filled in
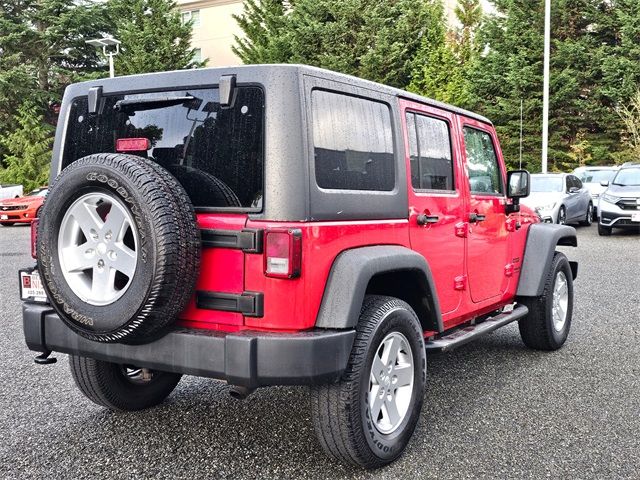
left=507, top=170, right=530, bottom=199
left=600, top=180, right=609, bottom=187
left=506, top=170, right=530, bottom=214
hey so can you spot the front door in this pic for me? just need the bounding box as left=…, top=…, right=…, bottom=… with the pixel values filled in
left=401, top=100, right=466, bottom=316
left=460, top=120, right=510, bottom=303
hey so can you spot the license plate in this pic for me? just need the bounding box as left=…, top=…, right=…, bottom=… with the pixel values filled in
left=19, top=269, right=48, bottom=303
left=0, top=215, right=7, bottom=220
left=632, top=213, right=640, bottom=222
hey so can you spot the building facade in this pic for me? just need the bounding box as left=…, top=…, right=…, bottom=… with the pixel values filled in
left=176, top=0, right=245, bottom=67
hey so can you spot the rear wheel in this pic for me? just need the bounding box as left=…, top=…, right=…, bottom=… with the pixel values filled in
left=518, top=252, right=573, bottom=350
left=69, top=355, right=181, bottom=410
left=579, top=203, right=593, bottom=226
left=311, top=295, right=426, bottom=469
left=598, top=223, right=612, bottom=236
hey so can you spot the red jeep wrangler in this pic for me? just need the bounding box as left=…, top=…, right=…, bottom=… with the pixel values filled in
left=21, top=65, right=578, bottom=468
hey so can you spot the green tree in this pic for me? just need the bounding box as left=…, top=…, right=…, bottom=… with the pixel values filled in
left=233, top=0, right=446, bottom=89
left=616, top=90, right=640, bottom=160
left=0, top=102, right=54, bottom=191
left=408, top=0, right=482, bottom=107
left=108, top=0, right=204, bottom=75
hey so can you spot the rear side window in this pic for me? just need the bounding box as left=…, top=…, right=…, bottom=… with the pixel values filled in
left=311, top=90, right=394, bottom=191
left=406, top=112, right=454, bottom=191
left=63, top=87, right=264, bottom=210
left=463, top=127, right=504, bottom=195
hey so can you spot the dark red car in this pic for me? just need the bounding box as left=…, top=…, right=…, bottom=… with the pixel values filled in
left=0, top=187, right=48, bottom=226
left=21, top=66, right=578, bottom=468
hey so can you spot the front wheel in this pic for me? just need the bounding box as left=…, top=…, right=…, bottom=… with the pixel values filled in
left=598, top=223, right=612, bottom=236
left=518, top=252, right=573, bottom=350
left=556, top=206, right=567, bottom=225
left=69, top=355, right=182, bottom=410
left=311, top=295, right=426, bottom=469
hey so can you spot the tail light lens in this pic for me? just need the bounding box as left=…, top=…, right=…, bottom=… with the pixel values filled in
left=264, top=229, right=302, bottom=278
left=31, top=218, right=39, bottom=259
left=116, top=137, right=150, bottom=152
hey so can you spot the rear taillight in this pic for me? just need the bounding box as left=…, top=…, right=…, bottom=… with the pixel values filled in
left=264, top=229, right=302, bottom=278
left=31, top=218, right=39, bottom=259
left=116, top=137, right=150, bottom=152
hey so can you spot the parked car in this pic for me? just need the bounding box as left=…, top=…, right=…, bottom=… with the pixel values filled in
left=0, top=187, right=48, bottom=226
left=598, top=164, right=640, bottom=235
left=521, top=173, right=593, bottom=225
left=20, top=65, right=578, bottom=469
left=573, top=166, right=618, bottom=219
left=0, top=183, right=23, bottom=200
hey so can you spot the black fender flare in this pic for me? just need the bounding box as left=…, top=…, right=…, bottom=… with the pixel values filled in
left=516, top=223, right=578, bottom=298
left=315, top=245, right=443, bottom=332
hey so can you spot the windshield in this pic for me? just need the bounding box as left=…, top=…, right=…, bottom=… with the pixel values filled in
left=531, top=176, right=563, bottom=193
left=27, top=189, right=48, bottom=197
left=578, top=170, right=616, bottom=183
left=63, top=87, right=264, bottom=210
left=612, top=167, right=640, bottom=186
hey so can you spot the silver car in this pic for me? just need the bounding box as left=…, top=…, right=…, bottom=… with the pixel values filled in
left=521, top=173, right=593, bottom=225
left=573, top=166, right=619, bottom=219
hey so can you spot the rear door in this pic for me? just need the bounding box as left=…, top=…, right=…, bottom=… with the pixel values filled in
left=401, top=100, right=466, bottom=316
left=459, top=119, right=510, bottom=303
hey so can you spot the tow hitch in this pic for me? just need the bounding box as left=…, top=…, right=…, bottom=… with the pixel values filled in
left=34, top=351, right=57, bottom=365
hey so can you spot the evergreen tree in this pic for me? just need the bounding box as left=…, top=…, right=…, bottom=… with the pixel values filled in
left=408, top=0, right=482, bottom=107
left=233, top=0, right=446, bottom=89
left=108, top=0, right=203, bottom=75
left=0, top=0, right=111, bottom=158
left=0, top=102, right=54, bottom=191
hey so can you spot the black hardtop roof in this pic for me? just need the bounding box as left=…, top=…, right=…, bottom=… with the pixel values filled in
left=69, top=64, right=492, bottom=125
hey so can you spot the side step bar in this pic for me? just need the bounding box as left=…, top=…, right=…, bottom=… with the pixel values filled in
left=425, top=304, right=529, bottom=353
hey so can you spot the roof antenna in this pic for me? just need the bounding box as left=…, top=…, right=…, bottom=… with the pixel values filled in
left=519, top=99, right=524, bottom=170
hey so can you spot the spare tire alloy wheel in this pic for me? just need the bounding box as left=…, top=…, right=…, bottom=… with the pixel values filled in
left=38, top=153, right=201, bottom=344
left=58, top=192, right=138, bottom=306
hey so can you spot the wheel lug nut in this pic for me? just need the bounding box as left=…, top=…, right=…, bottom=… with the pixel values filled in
left=97, top=259, right=105, bottom=268
left=105, top=231, right=112, bottom=241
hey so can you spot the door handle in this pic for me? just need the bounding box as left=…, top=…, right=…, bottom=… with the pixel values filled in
left=416, top=214, right=439, bottom=226
left=469, top=213, right=486, bottom=223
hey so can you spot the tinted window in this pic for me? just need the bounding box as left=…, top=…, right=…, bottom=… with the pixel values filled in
left=463, top=127, right=503, bottom=195
left=64, top=87, right=264, bottom=209
left=570, top=176, right=582, bottom=189
left=312, top=90, right=394, bottom=191
left=406, top=113, right=454, bottom=191
left=531, top=176, right=563, bottom=192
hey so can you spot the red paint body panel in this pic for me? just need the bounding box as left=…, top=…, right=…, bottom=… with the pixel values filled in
left=244, top=220, right=409, bottom=331
left=179, top=213, right=247, bottom=327
left=176, top=98, right=540, bottom=337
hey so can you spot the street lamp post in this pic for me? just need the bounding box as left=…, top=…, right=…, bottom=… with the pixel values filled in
left=86, top=36, right=121, bottom=78
left=541, top=0, right=551, bottom=173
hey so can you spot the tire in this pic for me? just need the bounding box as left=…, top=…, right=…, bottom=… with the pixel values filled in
left=69, top=355, right=181, bottom=411
left=518, top=252, right=573, bottom=351
left=598, top=223, right=612, bottom=236
left=166, top=164, right=241, bottom=208
left=579, top=203, right=593, bottom=226
left=556, top=206, right=566, bottom=225
left=37, top=153, right=200, bottom=344
left=35, top=206, right=42, bottom=219
left=311, top=295, right=427, bottom=469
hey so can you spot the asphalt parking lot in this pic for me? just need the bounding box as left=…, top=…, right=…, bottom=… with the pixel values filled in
left=1, top=223, right=639, bottom=479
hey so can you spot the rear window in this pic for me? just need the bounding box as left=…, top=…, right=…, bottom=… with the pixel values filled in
left=311, top=90, right=395, bottom=191
left=63, top=87, right=264, bottom=210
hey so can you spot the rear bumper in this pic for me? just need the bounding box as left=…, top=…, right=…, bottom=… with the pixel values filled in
left=23, top=304, right=355, bottom=388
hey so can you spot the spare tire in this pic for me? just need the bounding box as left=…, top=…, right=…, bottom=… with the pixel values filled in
left=166, top=164, right=241, bottom=208
left=37, top=153, right=200, bottom=344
